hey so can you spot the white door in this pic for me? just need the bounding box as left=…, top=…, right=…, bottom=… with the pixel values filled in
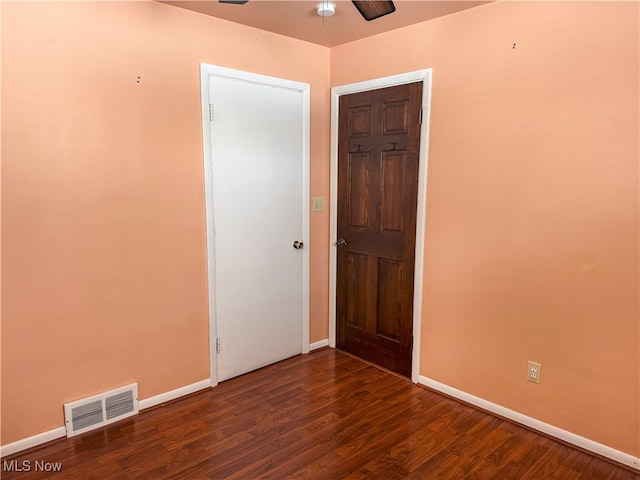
left=201, top=65, right=310, bottom=383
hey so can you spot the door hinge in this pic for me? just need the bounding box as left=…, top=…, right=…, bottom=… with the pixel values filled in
left=209, top=104, right=214, bottom=122
left=216, top=337, right=221, bottom=354
left=419, top=108, right=423, bottom=125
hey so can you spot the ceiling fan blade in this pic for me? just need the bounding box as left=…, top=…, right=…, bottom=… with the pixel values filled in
left=352, top=0, right=396, bottom=21
left=219, top=0, right=249, bottom=4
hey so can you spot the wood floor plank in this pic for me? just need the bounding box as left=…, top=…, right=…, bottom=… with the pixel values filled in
left=247, top=389, right=425, bottom=479
left=360, top=423, right=459, bottom=475
left=484, top=428, right=548, bottom=471
left=520, top=442, right=581, bottom=480
left=1, top=349, right=637, bottom=480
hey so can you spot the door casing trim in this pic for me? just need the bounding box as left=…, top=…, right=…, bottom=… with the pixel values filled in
left=200, top=63, right=311, bottom=387
left=329, top=69, right=433, bottom=383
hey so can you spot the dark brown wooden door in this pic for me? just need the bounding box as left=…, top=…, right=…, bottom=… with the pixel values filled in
left=336, top=82, right=422, bottom=378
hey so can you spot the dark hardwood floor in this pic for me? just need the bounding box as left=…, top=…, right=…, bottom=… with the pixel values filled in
left=2, top=349, right=638, bottom=479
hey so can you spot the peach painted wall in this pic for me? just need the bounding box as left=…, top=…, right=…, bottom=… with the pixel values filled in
left=332, top=1, right=639, bottom=456
left=1, top=1, right=330, bottom=445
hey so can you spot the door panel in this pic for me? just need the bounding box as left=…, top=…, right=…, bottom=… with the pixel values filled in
left=380, top=152, right=406, bottom=233
left=336, top=82, right=422, bottom=377
left=209, top=73, right=305, bottom=382
left=348, top=153, right=370, bottom=229
left=346, top=252, right=368, bottom=329
left=377, top=258, right=402, bottom=341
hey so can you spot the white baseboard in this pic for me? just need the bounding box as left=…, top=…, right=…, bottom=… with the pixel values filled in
left=138, top=379, right=211, bottom=410
left=309, top=339, right=329, bottom=351
left=419, top=376, right=640, bottom=472
left=0, top=427, right=67, bottom=458
left=0, top=379, right=212, bottom=458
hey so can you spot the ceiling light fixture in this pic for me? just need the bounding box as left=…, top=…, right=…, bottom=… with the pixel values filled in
left=316, top=2, right=336, bottom=17
left=352, top=1, right=395, bottom=21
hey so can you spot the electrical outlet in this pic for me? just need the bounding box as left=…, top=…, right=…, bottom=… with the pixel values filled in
left=313, top=197, right=325, bottom=212
left=527, top=361, right=542, bottom=383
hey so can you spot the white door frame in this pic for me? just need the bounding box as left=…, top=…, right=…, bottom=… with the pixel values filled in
left=329, top=69, right=433, bottom=384
left=200, top=63, right=311, bottom=387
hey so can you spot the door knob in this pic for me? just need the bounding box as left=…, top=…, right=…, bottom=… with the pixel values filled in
left=336, top=238, right=347, bottom=247
left=293, top=240, right=304, bottom=250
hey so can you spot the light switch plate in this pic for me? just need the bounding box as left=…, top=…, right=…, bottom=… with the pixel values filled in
left=313, top=197, right=325, bottom=212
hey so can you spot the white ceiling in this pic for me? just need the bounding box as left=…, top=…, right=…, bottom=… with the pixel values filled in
left=161, top=1, right=490, bottom=47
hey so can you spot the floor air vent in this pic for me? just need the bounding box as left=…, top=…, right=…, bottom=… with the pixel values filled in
left=63, top=383, right=139, bottom=437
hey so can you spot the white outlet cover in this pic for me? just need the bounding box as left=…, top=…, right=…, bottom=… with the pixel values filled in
left=527, top=361, right=542, bottom=383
